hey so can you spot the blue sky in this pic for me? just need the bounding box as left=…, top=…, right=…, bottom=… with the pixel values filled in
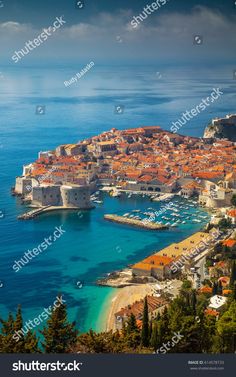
left=0, top=0, right=235, bottom=66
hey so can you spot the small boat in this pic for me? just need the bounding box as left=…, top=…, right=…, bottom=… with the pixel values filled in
left=182, top=221, right=186, bottom=224
left=110, top=191, right=121, bottom=197
left=94, top=200, right=103, bottom=204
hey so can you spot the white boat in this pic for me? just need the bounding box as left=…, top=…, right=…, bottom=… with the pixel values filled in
left=172, top=208, right=179, bottom=212
left=94, top=200, right=103, bottom=204
left=182, top=221, right=186, bottom=224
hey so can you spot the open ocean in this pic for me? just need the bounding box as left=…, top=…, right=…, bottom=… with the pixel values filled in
left=0, top=65, right=235, bottom=332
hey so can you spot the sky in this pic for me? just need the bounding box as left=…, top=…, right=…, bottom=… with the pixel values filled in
left=0, top=0, right=236, bottom=66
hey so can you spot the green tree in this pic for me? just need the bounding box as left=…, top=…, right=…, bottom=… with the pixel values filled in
left=218, top=218, right=232, bottom=231
left=24, top=331, right=40, bottom=353
left=0, top=313, right=16, bottom=353
left=190, top=290, right=197, bottom=315
left=217, top=280, right=223, bottom=295
left=125, top=314, right=140, bottom=349
left=141, top=296, right=149, bottom=347
left=40, top=297, right=78, bottom=353
left=150, top=322, right=159, bottom=350
left=0, top=307, right=40, bottom=353
left=182, top=280, right=192, bottom=290
left=231, top=194, right=236, bottom=207
left=230, top=261, right=236, bottom=287
left=12, top=306, right=26, bottom=353
left=149, top=321, right=153, bottom=340
left=214, top=302, right=236, bottom=353
left=212, top=282, right=218, bottom=296
left=126, top=314, right=138, bottom=334
left=233, top=283, right=236, bottom=301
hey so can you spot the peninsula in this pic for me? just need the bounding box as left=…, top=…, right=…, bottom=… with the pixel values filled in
left=14, top=116, right=236, bottom=217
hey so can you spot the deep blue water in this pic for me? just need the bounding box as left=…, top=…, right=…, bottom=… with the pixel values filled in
left=0, top=65, right=234, bottom=333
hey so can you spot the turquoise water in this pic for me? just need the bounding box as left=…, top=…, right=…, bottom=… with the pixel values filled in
left=0, top=65, right=232, bottom=333
left=0, top=190, right=209, bottom=332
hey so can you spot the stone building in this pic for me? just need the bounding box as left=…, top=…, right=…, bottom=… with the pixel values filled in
left=31, top=184, right=92, bottom=209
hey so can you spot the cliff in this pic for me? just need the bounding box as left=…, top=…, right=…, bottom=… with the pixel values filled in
left=203, top=115, right=236, bottom=141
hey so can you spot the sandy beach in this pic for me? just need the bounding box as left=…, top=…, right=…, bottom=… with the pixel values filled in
left=105, top=284, right=155, bottom=331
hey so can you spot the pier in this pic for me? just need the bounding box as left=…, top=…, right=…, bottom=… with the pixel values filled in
left=17, top=206, right=51, bottom=220
left=104, top=214, right=169, bottom=230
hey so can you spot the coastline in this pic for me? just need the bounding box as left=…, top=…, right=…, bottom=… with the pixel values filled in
left=102, top=284, right=157, bottom=332
left=99, top=214, right=214, bottom=331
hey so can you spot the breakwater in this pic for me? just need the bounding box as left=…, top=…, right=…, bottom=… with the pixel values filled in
left=104, top=214, right=169, bottom=230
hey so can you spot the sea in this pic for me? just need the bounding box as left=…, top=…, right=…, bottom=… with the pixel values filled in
left=0, top=64, right=235, bottom=333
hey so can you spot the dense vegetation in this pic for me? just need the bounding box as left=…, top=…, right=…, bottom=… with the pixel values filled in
left=1, top=279, right=236, bottom=353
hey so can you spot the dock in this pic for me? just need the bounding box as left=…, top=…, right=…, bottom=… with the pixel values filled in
left=17, top=205, right=93, bottom=220
left=18, top=206, right=51, bottom=220
left=104, top=214, right=169, bottom=230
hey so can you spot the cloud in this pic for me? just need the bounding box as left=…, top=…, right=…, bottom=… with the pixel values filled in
left=0, top=21, right=30, bottom=33
left=0, top=6, right=235, bottom=63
